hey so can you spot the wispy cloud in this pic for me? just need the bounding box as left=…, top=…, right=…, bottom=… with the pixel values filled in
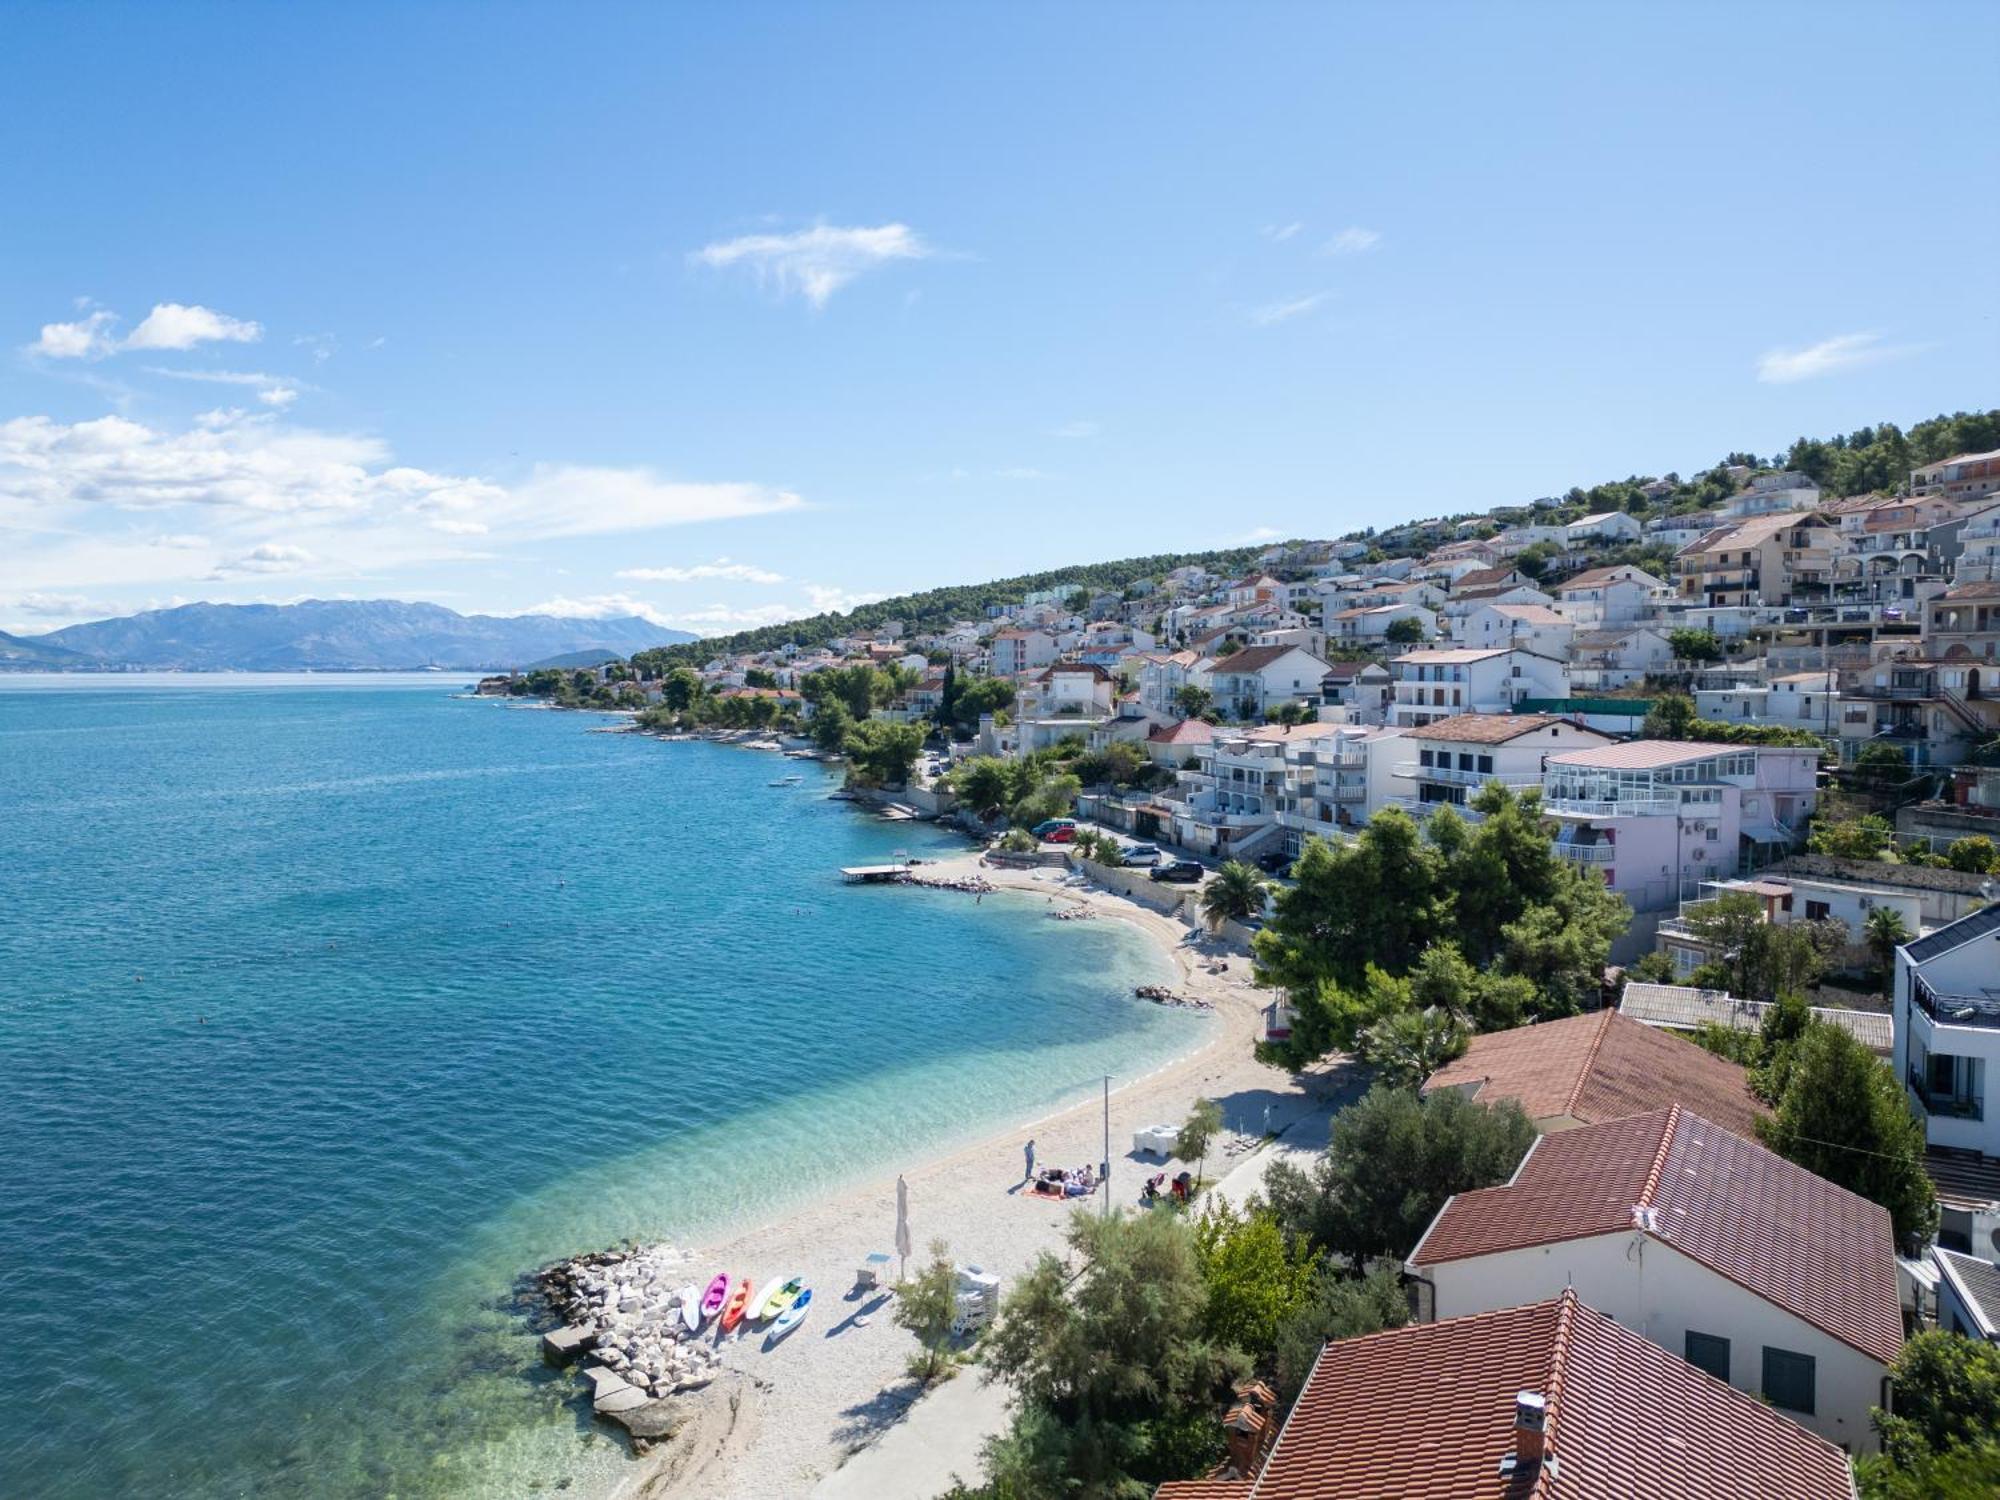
left=1755, top=331, right=1917, bottom=384
left=1050, top=420, right=1099, bottom=439
left=1248, top=292, right=1330, bottom=327
left=995, top=466, right=1051, bottom=481
left=30, top=310, right=118, bottom=359
left=1260, top=222, right=1303, bottom=242
left=209, top=542, right=315, bottom=578
left=691, top=222, right=933, bottom=308
left=145, top=366, right=307, bottom=409
left=1320, top=227, right=1381, bottom=256
left=511, top=593, right=679, bottom=627
left=614, top=558, right=786, bottom=585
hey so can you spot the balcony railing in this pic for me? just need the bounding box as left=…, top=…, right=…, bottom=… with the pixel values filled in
left=1908, top=1064, right=1985, bottom=1121
left=1554, top=843, right=1617, bottom=864
left=1394, top=762, right=1542, bottom=789
left=1542, top=796, right=1680, bottom=818
left=1913, top=975, right=2000, bottom=1032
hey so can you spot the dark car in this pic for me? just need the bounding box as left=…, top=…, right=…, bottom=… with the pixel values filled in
left=1150, top=860, right=1204, bottom=884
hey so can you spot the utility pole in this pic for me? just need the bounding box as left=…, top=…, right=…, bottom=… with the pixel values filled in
left=1102, top=1074, right=1112, bottom=1217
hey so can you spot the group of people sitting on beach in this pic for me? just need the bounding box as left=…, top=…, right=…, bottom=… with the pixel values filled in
left=1141, top=1170, right=1194, bottom=1207
left=1028, top=1162, right=1099, bottom=1199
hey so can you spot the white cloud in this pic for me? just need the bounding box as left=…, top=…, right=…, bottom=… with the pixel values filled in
left=1755, top=332, right=1915, bottom=384
left=1321, top=227, right=1381, bottom=256
left=614, top=558, right=786, bottom=585
left=10, top=591, right=130, bottom=620
left=293, top=333, right=338, bottom=363
left=1249, top=292, right=1330, bottom=327
left=1050, top=420, right=1099, bottom=439
left=124, top=303, right=263, bottom=351
left=210, top=543, right=315, bottom=578
left=803, top=583, right=884, bottom=613
left=258, top=386, right=299, bottom=409
left=512, top=593, right=676, bottom=627
left=1260, top=222, right=1303, bottom=242
left=150, top=533, right=209, bottom=549
left=30, top=310, right=118, bottom=359
left=663, top=602, right=804, bottom=631
left=691, top=222, right=933, bottom=307
left=506, top=465, right=803, bottom=537
left=146, top=367, right=307, bottom=409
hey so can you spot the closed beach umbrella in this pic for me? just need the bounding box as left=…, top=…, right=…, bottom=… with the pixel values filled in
left=895, top=1173, right=912, bottom=1279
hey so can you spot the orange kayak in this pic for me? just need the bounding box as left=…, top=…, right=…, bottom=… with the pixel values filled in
left=720, top=1277, right=754, bottom=1332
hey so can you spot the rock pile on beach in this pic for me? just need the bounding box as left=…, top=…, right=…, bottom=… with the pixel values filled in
left=907, top=873, right=996, bottom=894
left=537, top=1244, right=725, bottom=1418
left=1134, top=983, right=1214, bottom=1011
left=1048, top=905, right=1096, bottom=921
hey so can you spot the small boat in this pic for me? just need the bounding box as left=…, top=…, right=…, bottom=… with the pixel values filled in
left=755, top=1275, right=803, bottom=1321
left=770, top=1287, right=813, bottom=1337
left=675, top=1284, right=700, bottom=1334
left=768, top=774, right=804, bottom=787
left=720, top=1277, right=754, bottom=1333
left=698, top=1273, right=730, bottom=1323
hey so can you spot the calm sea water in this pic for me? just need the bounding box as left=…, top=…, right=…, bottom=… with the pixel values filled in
left=0, top=679, right=1192, bottom=1498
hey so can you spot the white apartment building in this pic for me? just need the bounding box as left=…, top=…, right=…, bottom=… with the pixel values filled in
left=1694, top=671, right=1839, bottom=736
left=988, top=628, right=1057, bottom=677
left=1451, top=602, right=1574, bottom=658
left=1387, top=647, right=1570, bottom=727
left=1541, top=741, right=1820, bottom=912
left=1720, top=471, right=1824, bottom=518
left=1406, top=1106, right=1901, bottom=1454
left=1655, top=869, right=1930, bottom=980
left=1203, top=643, right=1331, bottom=719
left=1387, top=713, right=1609, bottom=820
left=1912, top=448, right=2000, bottom=504
left=1953, top=498, right=2000, bottom=583
left=1554, top=565, right=1665, bottom=626
left=1569, top=626, right=1674, bottom=690
left=1893, top=906, right=2000, bottom=1242
left=1329, top=602, right=1435, bottom=645
left=1562, top=510, right=1643, bottom=546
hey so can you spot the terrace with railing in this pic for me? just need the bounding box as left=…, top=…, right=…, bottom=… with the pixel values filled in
left=1913, top=974, right=2000, bottom=1032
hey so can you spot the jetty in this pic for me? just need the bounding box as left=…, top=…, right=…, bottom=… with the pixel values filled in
left=841, top=863, right=912, bottom=885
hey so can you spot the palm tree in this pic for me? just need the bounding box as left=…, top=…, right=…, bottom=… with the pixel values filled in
left=1864, top=907, right=1911, bottom=996
left=1199, top=860, right=1271, bottom=928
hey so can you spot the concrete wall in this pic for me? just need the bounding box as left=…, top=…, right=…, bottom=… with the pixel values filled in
left=1420, top=1231, right=1888, bottom=1453
left=1065, top=852, right=1197, bottom=917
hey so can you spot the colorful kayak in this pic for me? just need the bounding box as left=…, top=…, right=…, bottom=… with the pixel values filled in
left=770, top=1287, right=813, bottom=1337
left=755, top=1275, right=803, bottom=1321
left=698, top=1273, right=730, bottom=1322
left=675, top=1284, right=700, bottom=1334
left=720, top=1277, right=754, bottom=1332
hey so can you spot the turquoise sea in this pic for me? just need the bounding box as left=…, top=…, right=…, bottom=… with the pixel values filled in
left=0, top=677, right=1194, bottom=1498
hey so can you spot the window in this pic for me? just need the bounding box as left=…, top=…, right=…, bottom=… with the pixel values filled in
left=1806, top=900, right=1831, bottom=922
left=1476, top=755, right=1493, bottom=774
left=1763, top=1347, right=1816, bottom=1414
left=1685, top=1331, right=1730, bottom=1383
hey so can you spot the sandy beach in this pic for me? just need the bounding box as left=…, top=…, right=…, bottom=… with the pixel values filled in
left=603, top=848, right=1336, bottom=1500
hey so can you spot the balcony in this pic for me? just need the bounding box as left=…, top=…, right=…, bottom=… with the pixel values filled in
left=1384, top=795, right=1487, bottom=824
left=1394, top=762, right=1542, bottom=789
left=1908, top=1065, right=1985, bottom=1121
left=1913, top=975, right=2000, bottom=1032
left=1542, top=796, right=1680, bottom=818
left=1554, top=842, right=1617, bottom=864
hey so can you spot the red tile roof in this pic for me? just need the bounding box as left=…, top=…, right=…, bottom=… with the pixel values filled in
left=1423, top=1011, right=1768, bottom=1138
left=1409, top=1107, right=1901, bottom=1365
left=1204, top=1291, right=1852, bottom=1500
left=1148, top=719, right=1216, bottom=745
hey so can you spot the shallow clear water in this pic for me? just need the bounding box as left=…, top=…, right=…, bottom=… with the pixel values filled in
left=0, top=681, right=1193, bottom=1498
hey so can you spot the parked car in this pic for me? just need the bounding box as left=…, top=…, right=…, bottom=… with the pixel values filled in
left=1042, top=825, right=1078, bottom=844
left=1150, top=860, right=1204, bottom=883
left=1032, top=818, right=1078, bottom=837
left=1256, top=850, right=1293, bottom=874
left=1121, top=842, right=1162, bottom=866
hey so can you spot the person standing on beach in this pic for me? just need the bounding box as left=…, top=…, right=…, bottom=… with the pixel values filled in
left=1024, top=1138, right=1036, bottom=1181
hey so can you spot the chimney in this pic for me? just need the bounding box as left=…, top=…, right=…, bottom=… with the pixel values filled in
left=1512, top=1389, right=1548, bottom=1469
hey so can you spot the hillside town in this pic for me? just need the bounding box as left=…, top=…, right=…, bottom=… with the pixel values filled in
left=486, top=434, right=2000, bottom=1497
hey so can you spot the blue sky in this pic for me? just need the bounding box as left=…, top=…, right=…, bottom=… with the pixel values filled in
left=3, top=1, right=1995, bottom=637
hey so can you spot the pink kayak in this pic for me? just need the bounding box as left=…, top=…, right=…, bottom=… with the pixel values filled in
left=698, top=1273, right=730, bottom=1322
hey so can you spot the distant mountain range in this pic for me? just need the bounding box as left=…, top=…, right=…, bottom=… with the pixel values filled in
left=1, top=600, right=693, bottom=672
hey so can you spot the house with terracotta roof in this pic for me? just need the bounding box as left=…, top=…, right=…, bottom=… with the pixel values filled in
left=1675, top=510, right=1843, bottom=609
left=1203, top=643, right=1332, bottom=720
left=1386, top=713, right=1608, bottom=821
left=1422, top=1008, right=1769, bottom=1138
left=1153, top=1290, right=1856, bottom=1500
left=1553, top=564, right=1665, bottom=626
left=1406, top=1106, right=1902, bottom=1451
left=988, top=627, right=1057, bottom=677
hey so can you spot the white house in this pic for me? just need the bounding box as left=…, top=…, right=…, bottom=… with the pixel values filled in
left=1541, top=740, right=1820, bottom=912
left=1318, top=660, right=1393, bottom=723
left=1387, top=646, right=1570, bottom=727
left=1569, top=626, right=1674, bottom=690
left=1695, top=671, right=1838, bottom=736
left=1451, top=602, right=1574, bottom=658
left=1202, top=643, right=1331, bottom=719
left=1136, top=649, right=1201, bottom=717
left=1721, top=471, right=1825, bottom=518
left=988, top=628, right=1057, bottom=677
left=1010, top=663, right=1116, bottom=751
left=1406, top=1105, right=1902, bottom=1454
left=1893, top=904, right=2000, bottom=1246
left=1554, top=564, right=1665, bottom=625
left=1561, top=510, right=1643, bottom=547
left=1385, top=712, right=1609, bottom=821
left=1328, top=602, right=1435, bottom=645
